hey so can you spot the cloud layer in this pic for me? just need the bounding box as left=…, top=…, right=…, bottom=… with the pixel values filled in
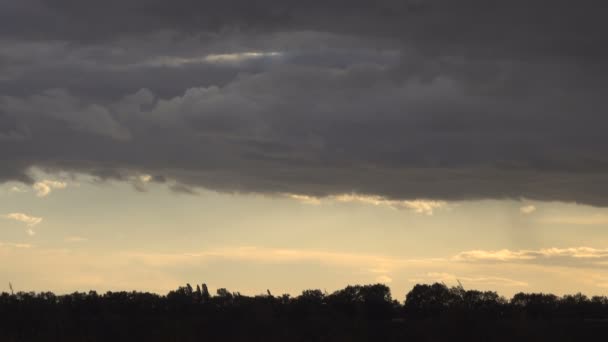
left=3, top=212, right=42, bottom=226
left=1, top=1, right=608, bottom=205
left=453, top=247, right=608, bottom=269
left=5, top=242, right=608, bottom=295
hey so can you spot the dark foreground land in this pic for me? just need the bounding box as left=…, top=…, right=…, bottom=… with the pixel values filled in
left=2, top=283, right=608, bottom=341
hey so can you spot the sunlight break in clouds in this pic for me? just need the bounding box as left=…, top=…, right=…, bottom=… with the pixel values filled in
left=33, top=180, right=67, bottom=197
left=3, top=213, right=43, bottom=226
left=204, top=51, right=282, bottom=63
left=145, top=51, right=282, bottom=67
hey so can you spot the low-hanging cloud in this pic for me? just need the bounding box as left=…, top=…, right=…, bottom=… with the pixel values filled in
left=0, top=1, right=607, bottom=206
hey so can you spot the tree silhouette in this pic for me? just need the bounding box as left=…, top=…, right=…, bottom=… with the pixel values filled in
left=1, top=282, right=607, bottom=341
left=201, top=283, right=211, bottom=303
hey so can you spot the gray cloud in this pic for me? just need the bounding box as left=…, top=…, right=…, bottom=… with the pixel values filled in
left=2, top=89, right=131, bottom=140
left=3, top=1, right=605, bottom=55
left=1, top=1, right=607, bottom=205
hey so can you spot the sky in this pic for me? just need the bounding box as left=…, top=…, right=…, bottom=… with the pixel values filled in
left=1, top=0, right=608, bottom=298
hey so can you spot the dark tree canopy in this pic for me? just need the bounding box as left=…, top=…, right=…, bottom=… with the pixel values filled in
left=1, top=283, right=608, bottom=341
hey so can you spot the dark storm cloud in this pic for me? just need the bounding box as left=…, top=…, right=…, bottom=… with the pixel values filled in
left=1, top=1, right=608, bottom=205
left=3, top=0, right=606, bottom=59
left=1, top=0, right=422, bottom=41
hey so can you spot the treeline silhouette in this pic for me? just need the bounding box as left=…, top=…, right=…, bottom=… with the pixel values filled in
left=2, top=282, right=608, bottom=341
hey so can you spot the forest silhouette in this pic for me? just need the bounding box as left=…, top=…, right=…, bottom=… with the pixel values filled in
left=2, top=282, right=608, bottom=341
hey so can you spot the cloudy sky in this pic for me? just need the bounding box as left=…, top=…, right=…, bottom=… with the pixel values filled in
left=2, top=0, right=608, bottom=297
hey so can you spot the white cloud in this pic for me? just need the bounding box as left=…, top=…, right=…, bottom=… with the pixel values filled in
left=400, top=200, right=447, bottom=215
left=332, top=194, right=381, bottom=205
left=539, top=247, right=608, bottom=258
left=334, top=195, right=446, bottom=215
left=520, top=205, right=536, bottom=214
left=288, top=193, right=447, bottom=215
left=453, top=249, right=536, bottom=262
left=453, top=247, right=608, bottom=263
left=33, top=180, right=67, bottom=197
left=26, top=229, right=36, bottom=236
left=287, top=193, right=322, bottom=205
left=3, top=213, right=43, bottom=226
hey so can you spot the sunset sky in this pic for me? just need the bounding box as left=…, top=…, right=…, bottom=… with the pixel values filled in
left=2, top=0, right=608, bottom=298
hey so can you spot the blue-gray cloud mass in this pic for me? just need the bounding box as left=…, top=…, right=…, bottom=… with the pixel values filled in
left=1, top=0, right=608, bottom=204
